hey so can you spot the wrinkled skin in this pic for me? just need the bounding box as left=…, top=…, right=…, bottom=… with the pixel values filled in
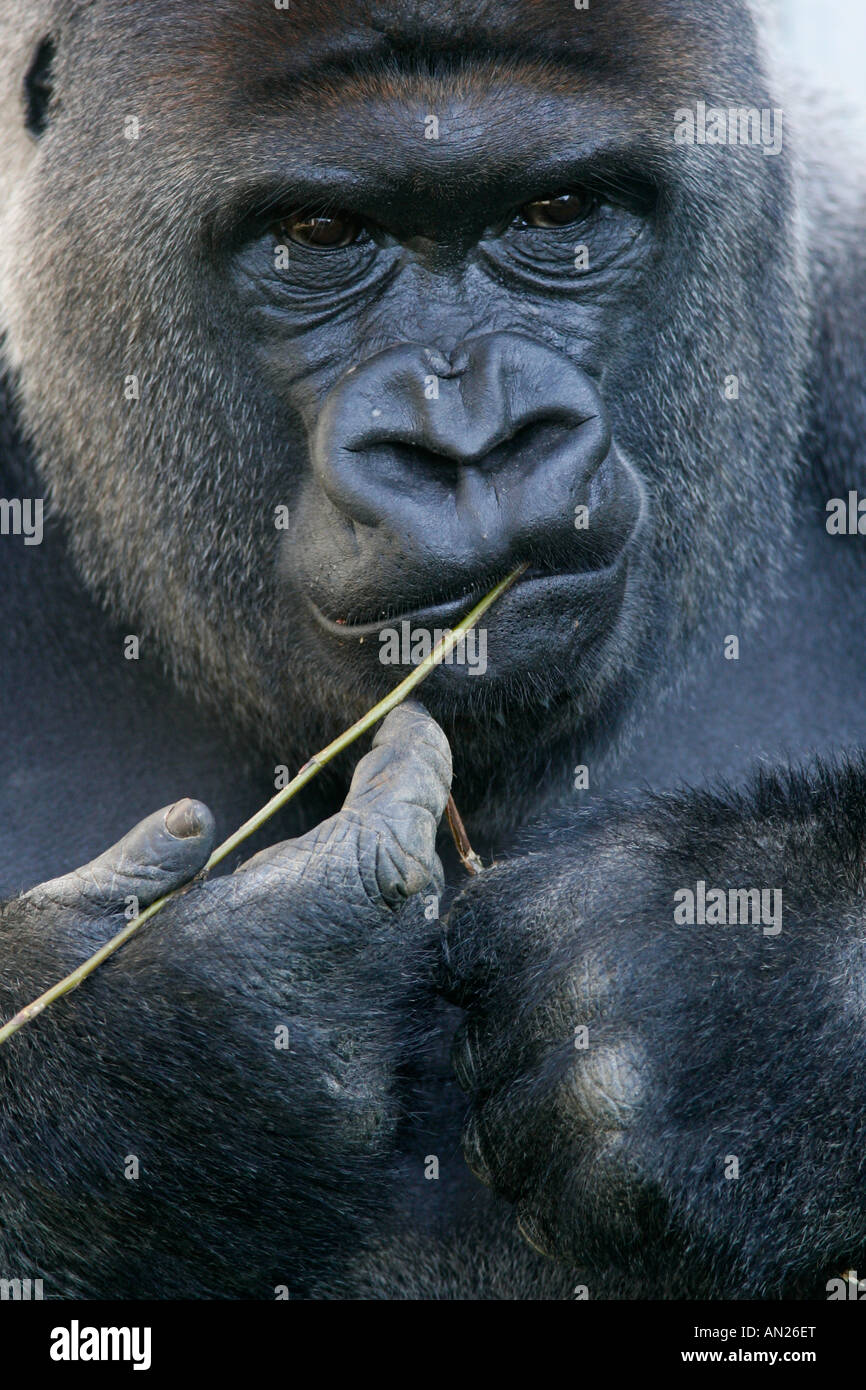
left=0, top=0, right=865, bottom=1300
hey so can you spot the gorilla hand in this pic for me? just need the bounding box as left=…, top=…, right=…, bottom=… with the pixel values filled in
left=439, top=786, right=866, bottom=1299
left=0, top=701, right=451, bottom=1298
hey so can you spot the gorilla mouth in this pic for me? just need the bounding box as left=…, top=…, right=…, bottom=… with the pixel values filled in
left=302, top=410, right=648, bottom=685
left=308, top=562, right=623, bottom=640
left=310, top=592, right=485, bottom=640
left=308, top=568, right=531, bottom=638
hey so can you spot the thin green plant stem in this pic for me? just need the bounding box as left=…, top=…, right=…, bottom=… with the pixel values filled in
left=0, top=565, right=526, bottom=1046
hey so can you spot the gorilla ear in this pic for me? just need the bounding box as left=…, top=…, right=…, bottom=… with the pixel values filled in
left=23, top=37, right=57, bottom=138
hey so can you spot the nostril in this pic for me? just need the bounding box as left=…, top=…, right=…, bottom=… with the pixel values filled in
left=356, top=417, right=583, bottom=481
left=469, top=417, right=580, bottom=473
left=370, top=441, right=465, bottom=490
left=492, top=418, right=567, bottom=466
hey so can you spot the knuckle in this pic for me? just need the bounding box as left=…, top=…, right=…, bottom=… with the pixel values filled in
left=561, top=1039, right=647, bottom=1130
left=373, top=805, right=437, bottom=877
left=20, top=881, right=63, bottom=914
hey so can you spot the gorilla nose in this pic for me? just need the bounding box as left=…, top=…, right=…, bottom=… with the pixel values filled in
left=311, top=332, right=618, bottom=569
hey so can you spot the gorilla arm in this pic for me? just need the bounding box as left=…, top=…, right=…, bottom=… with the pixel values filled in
left=440, top=763, right=866, bottom=1299
left=0, top=703, right=450, bottom=1298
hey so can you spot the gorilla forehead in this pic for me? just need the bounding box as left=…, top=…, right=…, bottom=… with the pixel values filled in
left=59, top=0, right=768, bottom=230
left=85, top=0, right=744, bottom=103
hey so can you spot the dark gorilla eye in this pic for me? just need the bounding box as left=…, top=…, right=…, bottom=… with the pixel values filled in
left=276, top=212, right=361, bottom=249
left=520, top=191, right=593, bottom=228
left=24, top=36, right=57, bottom=137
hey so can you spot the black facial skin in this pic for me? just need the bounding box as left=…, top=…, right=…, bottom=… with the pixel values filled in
left=240, top=184, right=648, bottom=666
left=2, top=0, right=866, bottom=1305
left=232, top=87, right=654, bottom=715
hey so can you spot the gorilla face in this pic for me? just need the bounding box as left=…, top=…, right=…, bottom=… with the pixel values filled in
left=236, top=74, right=653, bottom=694
left=0, top=0, right=810, bottom=823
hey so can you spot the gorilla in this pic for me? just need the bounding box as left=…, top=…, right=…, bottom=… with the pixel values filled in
left=0, top=0, right=865, bottom=1300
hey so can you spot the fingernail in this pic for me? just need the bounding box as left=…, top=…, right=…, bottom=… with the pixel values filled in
left=517, top=1210, right=552, bottom=1259
left=165, top=798, right=202, bottom=839
left=462, top=1112, right=492, bottom=1186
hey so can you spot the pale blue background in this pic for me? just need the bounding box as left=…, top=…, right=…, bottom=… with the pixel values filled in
left=770, top=0, right=866, bottom=119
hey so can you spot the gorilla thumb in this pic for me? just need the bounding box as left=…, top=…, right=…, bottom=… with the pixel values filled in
left=25, top=800, right=217, bottom=913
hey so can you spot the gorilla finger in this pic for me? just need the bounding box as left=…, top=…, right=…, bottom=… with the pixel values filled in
left=437, top=884, right=506, bottom=1005
left=360, top=802, right=443, bottom=906
left=237, top=800, right=446, bottom=909
left=243, top=702, right=451, bottom=908
left=462, top=1110, right=495, bottom=1188
left=25, top=799, right=217, bottom=913
left=451, top=1016, right=483, bottom=1092
left=450, top=1013, right=511, bottom=1092
left=461, top=1102, right=527, bottom=1204
left=452, top=994, right=604, bottom=1110
left=439, top=861, right=591, bottom=1009
left=462, top=1058, right=577, bottom=1202
left=344, top=700, right=452, bottom=826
